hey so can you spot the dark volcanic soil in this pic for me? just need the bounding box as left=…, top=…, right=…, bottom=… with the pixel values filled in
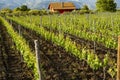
left=0, top=25, right=34, bottom=80
left=10, top=20, right=115, bottom=80
left=42, top=26, right=117, bottom=63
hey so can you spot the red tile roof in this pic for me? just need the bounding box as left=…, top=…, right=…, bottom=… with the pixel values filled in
left=48, top=2, right=76, bottom=10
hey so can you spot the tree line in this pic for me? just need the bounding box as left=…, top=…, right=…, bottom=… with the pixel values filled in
left=80, top=0, right=117, bottom=12
left=0, top=0, right=118, bottom=15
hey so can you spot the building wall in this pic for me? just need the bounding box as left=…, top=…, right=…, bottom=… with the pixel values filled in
left=49, top=5, right=74, bottom=13
left=57, top=9, right=74, bottom=14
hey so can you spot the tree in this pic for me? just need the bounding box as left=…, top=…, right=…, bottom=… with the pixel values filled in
left=20, top=5, right=30, bottom=11
left=96, top=0, right=117, bottom=12
left=81, top=5, right=89, bottom=11
left=80, top=5, right=90, bottom=14
left=13, top=7, right=21, bottom=11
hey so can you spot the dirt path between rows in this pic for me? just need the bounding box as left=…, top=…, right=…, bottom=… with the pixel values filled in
left=43, top=26, right=117, bottom=60
left=10, top=21, right=114, bottom=80
left=0, top=25, right=34, bottom=80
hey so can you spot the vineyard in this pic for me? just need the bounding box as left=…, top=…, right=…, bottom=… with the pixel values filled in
left=0, top=17, right=34, bottom=80
left=0, top=12, right=120, bottom=80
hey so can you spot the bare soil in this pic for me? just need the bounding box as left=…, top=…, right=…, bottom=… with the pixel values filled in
left=10, top=21, right=115, bottom=80
left=0, top=25, right=34, bottom=80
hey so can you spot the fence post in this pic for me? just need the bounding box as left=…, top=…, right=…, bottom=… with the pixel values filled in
left=10, top=20, right=12, bottom=26
left=40, top=16, right=42, bottom=27
left=18, top=25, right=21, bottom=36
left=34, top=40, right=42, bottom=80
left=117, top=36, right=120, bottom=80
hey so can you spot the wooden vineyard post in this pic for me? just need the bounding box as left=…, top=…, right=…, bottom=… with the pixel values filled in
left=10, top=20, right=12, bottom=26
left=49, top=15, right=52, bottom=26
left=34, top=40, right=42, bottom=80
left=40, top=16, right=42, bottom=27
left=49, top=15, right=51, bottom=31
left=18, top=25, right=21, bottom=36
left=93, top=20, right=96, bottom=54
left=117, top=36, right=120, bottom=80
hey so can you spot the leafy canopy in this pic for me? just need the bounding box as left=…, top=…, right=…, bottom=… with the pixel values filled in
left=96, top=0, right=117, bottom=12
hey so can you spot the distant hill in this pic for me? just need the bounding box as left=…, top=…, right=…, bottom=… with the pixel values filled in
left=0, top=0, right=120, bottom=10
